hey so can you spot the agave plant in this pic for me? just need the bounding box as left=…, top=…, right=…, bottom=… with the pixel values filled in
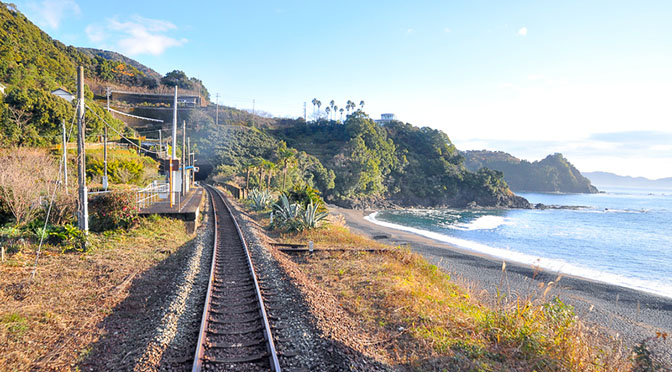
left=272, top=194, right=302, bottom=229
left=248, top=189, right=273, bottom=211
left=300, top=201, right=328, bottom=230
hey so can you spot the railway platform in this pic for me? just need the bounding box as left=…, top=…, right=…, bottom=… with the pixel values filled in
left=139, top=186, right=204, bottom=233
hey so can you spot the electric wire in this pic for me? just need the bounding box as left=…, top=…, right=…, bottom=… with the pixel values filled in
left=85, top=104, right=163, bottom=156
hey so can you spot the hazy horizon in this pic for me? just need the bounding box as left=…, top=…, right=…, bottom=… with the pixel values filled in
left=12, top=0, right=672, bottom=179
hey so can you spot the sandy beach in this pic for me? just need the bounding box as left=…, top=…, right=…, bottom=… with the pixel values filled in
left=329, top=205, right=672, bottom=359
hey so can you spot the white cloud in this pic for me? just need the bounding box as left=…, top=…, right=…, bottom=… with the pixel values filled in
left=86, top=16, right=187, bottom=56
left=444, top=27, right=452, bottom=33
left=85, top=24, right=105, bottom=43
left=517, top=26, right=528, bottom=36
left=406, top=28, right=415, bottom=34
left=26, top=0, right=80, bottom=29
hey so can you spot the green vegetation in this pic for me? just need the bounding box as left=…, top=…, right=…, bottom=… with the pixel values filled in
left=0, top=3, right=133, bottom=146
left=270, top=112, right=528, bottom=208
left=464, top=150, right=599, bottom=193
left=88, top=191, right=139, bottom=232
left=86, top=148, right=159, bottom=186
left=196, top=108, right=530, bottom=208
left=247, top=189, right=273, bottom=211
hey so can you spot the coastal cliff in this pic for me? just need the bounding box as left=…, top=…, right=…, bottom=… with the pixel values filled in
left=463, top=150, right=599, bottom=194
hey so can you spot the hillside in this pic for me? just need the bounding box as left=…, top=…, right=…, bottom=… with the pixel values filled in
left=584, top=172, right=672, bottom=189
left=463, top=150, right=598, bottom=193
left=0, top=2, right=138, bottom=145
left=267, top=116, right=530, bottom=208
left=78, top=47, right=162, bottom=82
left=0, top=2, right=210, bottom=146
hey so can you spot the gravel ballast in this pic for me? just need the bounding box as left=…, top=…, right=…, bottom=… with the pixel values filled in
left=79, top=197, right=213, bottom=371
left=225, top=195, right=394, bottom=371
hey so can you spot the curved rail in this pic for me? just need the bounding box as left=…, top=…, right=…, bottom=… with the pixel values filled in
left=192, top=185, right=281, bottom=371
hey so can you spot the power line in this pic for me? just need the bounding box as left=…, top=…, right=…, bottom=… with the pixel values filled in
left=85, top=104, right=163, bottom=156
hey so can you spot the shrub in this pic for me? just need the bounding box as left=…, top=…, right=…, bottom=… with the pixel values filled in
left=300, top=201, right=328, bottom=230
left=48, top=223, right=85, bottom=252
left=248, top=188, right=273, bottom=211
left=89, top=191, right=139, bottom=231
left=271, top=194, right=302, bottom=231
left=86, top=150, right=159, bottom=186
left=271, top=194, right=328, bottom=232
left=287, top=185, right=324, bottom=209
left=0, top=147, right=59, bottom=226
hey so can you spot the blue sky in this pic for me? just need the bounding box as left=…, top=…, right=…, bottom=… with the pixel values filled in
left=13, top=0, right=672, bottom=179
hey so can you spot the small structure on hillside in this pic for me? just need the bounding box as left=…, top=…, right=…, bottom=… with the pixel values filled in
left=375, top=113, right=397, bottom=125
left=110, top=90, right=206, bottom=108
left=0, top=83, right=6, bottom=96
left=51, top=88, right=75, bottom=102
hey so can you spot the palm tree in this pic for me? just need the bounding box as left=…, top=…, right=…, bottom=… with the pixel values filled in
left=346, top=100, right=354, bottom=113
left=359, top=100, right=365, bottom=109
left=278, top=144, right=297, bottom=190
left=243, top=159, right=255, bottom=192
left=311, top=98, right=318, bottom=118
left=329, top=100, right=335, bottom=119
left=333, top=105, right=338, bottom=120
left=253, top=157, right=265, bottom=189
left=339, top=108, right=344, bottom=121
left=325, top=106, right=331, bottom=120
left=316, top=100, right=322, bottom=119
left=262, top=160, right=276, bottom=191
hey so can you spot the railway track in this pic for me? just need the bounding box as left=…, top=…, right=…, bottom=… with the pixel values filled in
left=192, top=185, right=281, bottom=371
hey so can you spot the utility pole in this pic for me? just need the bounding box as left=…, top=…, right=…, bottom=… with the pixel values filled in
left=182, top=120, right=186, bottom=196
left=303, top=102, right=307, bottom=121
left=170, top=86, right=178, bottom=207
left=61, top=120, right=68, bottom=193
left=106, top=87, right=111, bottom=111
left=76, top=66, right=88, bottom=233
left=158, top=129, right=162, bottom=158
left=215, top=93, right=219, bottom=126
left=103, top=126, right=108, bottom=190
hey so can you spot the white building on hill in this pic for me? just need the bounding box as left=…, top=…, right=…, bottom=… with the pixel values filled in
left=51, top=88, right=75, bottom=102
left=375, top=113, right=397, bottom=124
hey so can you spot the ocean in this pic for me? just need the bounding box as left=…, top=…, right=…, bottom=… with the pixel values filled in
left=365, top=187, right=672, bottom=299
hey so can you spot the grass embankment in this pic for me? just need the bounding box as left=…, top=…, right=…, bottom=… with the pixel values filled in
left=0, top=216, right=192, bottom=370
left=266, top=220, right=631, bottom=371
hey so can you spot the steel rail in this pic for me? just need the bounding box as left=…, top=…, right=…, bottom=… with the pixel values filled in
left=192, top=185, right=281, bottom=371
left=191, top=186, right=219, bottom=372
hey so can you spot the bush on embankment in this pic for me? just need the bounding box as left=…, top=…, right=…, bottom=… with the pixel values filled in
left=88, top=191, right=139, bottom=232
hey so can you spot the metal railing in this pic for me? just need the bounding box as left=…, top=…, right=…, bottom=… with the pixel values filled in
left=136, top=180, right=169, bottom=209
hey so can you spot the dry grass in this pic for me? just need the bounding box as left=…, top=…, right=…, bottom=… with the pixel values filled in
left=272, top=220, right=634, bottom=371
left=0, top=216, right=192, bottom=371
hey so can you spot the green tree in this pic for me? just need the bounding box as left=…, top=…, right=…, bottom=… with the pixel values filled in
left=277, top=142, right=298, bottom=191
left=160, top=70, right=193, bottom=89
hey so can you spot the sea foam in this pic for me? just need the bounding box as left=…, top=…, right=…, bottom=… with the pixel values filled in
left=452, top=215, right=511, bottom=230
